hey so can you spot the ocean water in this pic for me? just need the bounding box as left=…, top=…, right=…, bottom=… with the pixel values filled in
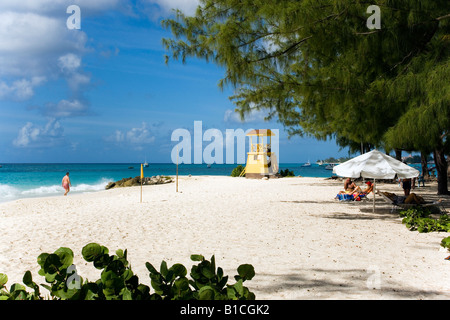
left=0, top=163, right=336, bottom=203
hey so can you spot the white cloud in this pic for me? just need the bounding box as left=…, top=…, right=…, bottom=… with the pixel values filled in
left=0, top=9, right=88, bottom=103
left=44, top=99, right=89, bottom=118
left=68, top=72, right=91, bottom=92
left=13, top=123, right=39, bottom=148
left=0, top=0, right=117, bottom=104
left=0, top=0, right=194, bottom=102
left=138, top=0, right=199, bottom=18
left=153, top=0, right=199, bottom=15
left=109, top=122, right=156, bottom=150
left=58, top=53, right=82, bottom=72
left=57, top=53, right=91, bottom=92
left=0, top=0, right=121, bottom=15
left=224, top=108, right=268, bottom=124
left=13, top=118, right=64, bottom=148
left=0, top=77, right=46, bottom=100
left=0, top=12, right=88, bottom=78
left=114, top=130, right=125, bottom=142
left=126, top=122, right=156, bottom=145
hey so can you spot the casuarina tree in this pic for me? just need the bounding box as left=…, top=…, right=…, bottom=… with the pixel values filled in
left=162, top=0, right=450, bottom=194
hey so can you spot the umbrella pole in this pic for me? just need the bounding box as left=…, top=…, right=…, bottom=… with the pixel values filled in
left=373, top=179, right=376, bottom=213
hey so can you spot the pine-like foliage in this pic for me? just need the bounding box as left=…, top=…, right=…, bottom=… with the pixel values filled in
left=162, top=0, right=450, bottom=192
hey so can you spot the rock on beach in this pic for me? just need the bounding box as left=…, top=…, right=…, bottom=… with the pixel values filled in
left=105, top=175, right=173, bottom=190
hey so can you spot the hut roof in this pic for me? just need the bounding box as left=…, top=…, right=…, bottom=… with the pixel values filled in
left=246, top=129, right=275, bottom=136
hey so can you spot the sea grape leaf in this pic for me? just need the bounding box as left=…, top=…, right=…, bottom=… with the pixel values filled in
left=198, top=286, right=214, bottom=300
left=145, top=262, right=158, bottom=274
left=0, top=273, right=8, bottom=287
left=190, top=254, right=204, bottom=262
left=82, top=243, right=103, bottom=262
left=237, top=264, right=255, bottom=281
left=170, top=263, right=187, bottom=278
left=22, top=271, right=33, bottom=287
left=54, top=247, right=74, bottom=270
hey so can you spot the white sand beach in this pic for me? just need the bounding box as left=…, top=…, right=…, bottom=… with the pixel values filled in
left=0, top=176, right=449, bottom=299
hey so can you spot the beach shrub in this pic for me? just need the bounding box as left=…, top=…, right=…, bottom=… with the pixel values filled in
left=399, top=208, right=450, bottom=258
left=146, top=254, right=255, bottom=300
left=231, top=165, right=245, bottom=177
left=0, top=243, right=255, bottom=301
left=279, top=169, right=295, bottom=177
left=399, top=207, right=450, bottom=233
left=441, top=237, right=450, bottom=252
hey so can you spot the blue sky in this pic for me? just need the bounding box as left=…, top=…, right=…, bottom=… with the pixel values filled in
left=0, top=0, right=351, bottom=164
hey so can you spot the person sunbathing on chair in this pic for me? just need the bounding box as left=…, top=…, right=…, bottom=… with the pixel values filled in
left=336, top=180, right=372, bottom=201
left=336, top=178, right=358, bottom=196
left=344, top=178, right=357, bottom=192
left=352, top=181, right=374, bottom=198
left=337, top=178, right=357, bottom=194
left=383, top=192, right=425, bottom=205
left=404, top=193, right=425, bottom=204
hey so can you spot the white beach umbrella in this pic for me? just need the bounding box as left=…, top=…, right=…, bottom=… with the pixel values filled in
left=333, top=149, right=420, bottom=179
left=333, top=149, right=420, bottom=211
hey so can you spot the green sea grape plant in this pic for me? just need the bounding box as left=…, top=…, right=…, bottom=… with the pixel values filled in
left=441, top=237, right=450, bottom=252
left=0, top=243, right=255, bottom=300
left=399, top=208, right=450, bottom=256
left=399, top=207, right=450, bottom=233
left=230, top=165, right=245, bottom=177
left=146, top=254, right=255, bottom=300
left=279, top=169, right=295, bottom=177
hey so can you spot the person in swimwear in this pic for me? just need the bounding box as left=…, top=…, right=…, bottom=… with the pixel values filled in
left=401, top=178, right=415, bottom=196
left=344, top=178, right=357, bottom=192
left=351, top=181, right=374, bottom=198
left=337, top=178, right=357, bottom=195
left=62, top=172, right=71, bottom=196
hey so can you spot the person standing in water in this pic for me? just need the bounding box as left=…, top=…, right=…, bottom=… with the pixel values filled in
left=62, top=172, right=71, bottom=196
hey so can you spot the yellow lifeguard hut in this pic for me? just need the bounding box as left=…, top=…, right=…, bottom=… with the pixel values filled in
left=240, top=129, right=279, bottom=179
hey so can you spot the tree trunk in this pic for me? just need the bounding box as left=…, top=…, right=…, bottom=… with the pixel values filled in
left=447, top=157, right=450, bottom=176
left=433, top=147, right=449, bottom=195
left=420, top=152, right=429, bottom=179
left=395, top=149, right=402, bottom=161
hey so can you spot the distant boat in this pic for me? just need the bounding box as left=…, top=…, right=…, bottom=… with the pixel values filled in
left=301, top=161, right=311, bottom=167
left=207, top=164, right=211, bottom=168
left=316, top=160, right=323, bottom=166
left=325, top=163, right=336, bottom=170
left=143, top=162, right=149, bottom=167
left=128, top=166, right=134, bottom=169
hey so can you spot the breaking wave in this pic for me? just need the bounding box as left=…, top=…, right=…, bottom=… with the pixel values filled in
left=0, top=178, right=113, bottom=203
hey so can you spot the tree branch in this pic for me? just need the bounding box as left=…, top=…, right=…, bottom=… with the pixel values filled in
left=355, top=30, right=381, bottom=35
left=436, top=13, right=450, bottom=21
left=246, top=36, right=313, bottom=63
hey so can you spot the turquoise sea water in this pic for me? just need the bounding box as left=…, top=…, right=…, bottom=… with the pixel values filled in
left=0, top=163, right=337, bottom=202
left=0, top=162, right=425, bottom=203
